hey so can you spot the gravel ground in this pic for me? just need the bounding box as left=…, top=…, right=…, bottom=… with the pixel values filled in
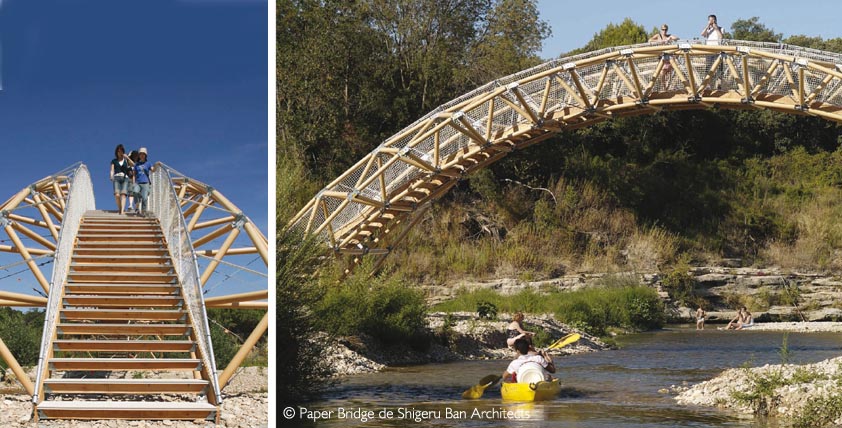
left=732, top=321, right=842, bottom=332
left=0, top=367, right=268, bottom=428
left=676, top=356, right=842, bottom=423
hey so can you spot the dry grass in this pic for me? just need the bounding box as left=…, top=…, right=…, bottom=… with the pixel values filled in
left=762, top=190, right=842, bottom=271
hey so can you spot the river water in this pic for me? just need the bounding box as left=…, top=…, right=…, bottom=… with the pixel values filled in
left=299, top=328, right=842, bottom=427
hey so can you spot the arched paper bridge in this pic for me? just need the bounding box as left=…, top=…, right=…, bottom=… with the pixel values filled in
left=289, top=40, right=842, bottom=272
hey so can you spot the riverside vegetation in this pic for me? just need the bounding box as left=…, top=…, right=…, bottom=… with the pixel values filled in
left=279, top=2, right=842, bottom=424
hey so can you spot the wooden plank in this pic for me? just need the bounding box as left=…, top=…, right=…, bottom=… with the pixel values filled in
left=56, top=323, right=190, bottom=335
left=78, top=223, right=156, bottom=230
left=44, top=379, right=208, bottom=394
left=73, top=248, right=167, bottom=256
left=66, top=272, right=177, bottom=284
left=60, top=309, right=185, bottom=321
left=70, top=263, right=172, bottom=273
left=76, top=234, right=163, bottom=242
left=52, top=339, right=194, bottom=352
left=74, top=241, right=164, bottom=249
left=64, top=284, right=179, bottom=295
left=70, top=255, right=169, bottom=264
left=48, top=358, right=201, bottom=371
left=62, top=295, right=182, bottom=307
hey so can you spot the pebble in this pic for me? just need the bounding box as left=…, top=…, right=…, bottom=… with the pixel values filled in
left=0, top=367, right=267, bottom=428
left=676, top=355, right=842, bottom=419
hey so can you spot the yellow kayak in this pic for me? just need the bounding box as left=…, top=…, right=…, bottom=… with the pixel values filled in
left=500, top=378, right=561, bottom=401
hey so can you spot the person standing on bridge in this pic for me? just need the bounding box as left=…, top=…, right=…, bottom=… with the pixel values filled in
left=126, top=149, right=139, bottom=212
left=701, top=15, right=723, bottom=45
left=109, top=144, right=131, bottom=215
left=130, top=147, right=155, bottom=215
left=650, top=24, right=678, bottom=88
left=701, top=15, right=724, bottom=89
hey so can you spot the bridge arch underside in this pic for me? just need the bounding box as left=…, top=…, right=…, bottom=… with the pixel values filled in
left=290, top=40, right=842, bottom=273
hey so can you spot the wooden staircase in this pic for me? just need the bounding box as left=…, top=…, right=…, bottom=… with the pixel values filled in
left=35, top=211, right=218, bottom=421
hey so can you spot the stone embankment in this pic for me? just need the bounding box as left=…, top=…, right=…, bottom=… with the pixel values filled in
left=676, top=356, right=842, bottom=424
left=325, top=312, right=608, bottom=376
left=423, top=266, right=842, bottom=323
left=0, top=367, right=268, bottom=428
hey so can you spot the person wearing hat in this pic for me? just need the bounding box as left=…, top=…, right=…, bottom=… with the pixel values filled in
left=127, top=147, right=155, bottom=214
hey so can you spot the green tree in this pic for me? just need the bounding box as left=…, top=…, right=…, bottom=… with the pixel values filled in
left=0, top=308, right=42, bottom=372
left=730, top=17, right=781, bottom=42
left=363, top=0, right=490, bottom=125
left=571, top=18, right=647, bottom=55
left=784, top=34, right=842, bottom=53
left=278, top=0, right=388, bottom=178
left=467, top=0, right=551, bottom=84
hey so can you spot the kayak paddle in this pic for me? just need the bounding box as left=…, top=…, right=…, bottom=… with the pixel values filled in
left=461, top=374, right=501, bottom=399
left=547, top=333, right=580, bottom=350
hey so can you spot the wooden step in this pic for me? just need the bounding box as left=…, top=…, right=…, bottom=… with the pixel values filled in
left=80, top=221, right=158, bottom=227
left=57, top=323, right=190, bottom=336
left=66, top=272, right=176, bottom=284
left=76, top=234, right=163, bottom=242
left=78, top=224, right=159, bottom=230
left=73, top=241, right=164, bottom=249
left=63, top=295, right=182, bottom=307
left=78, top=223, right=161, bottom=235
left=70, top=255, right=169, bottom=264
left=37, top=400, right=216, bottom=420
left=61, top=309, right=185, bottom=321
left=81, top=215, right=157, bottom=223
left=48, top=358, right=201, bottom=371
left=44, top=379, right=208, bottom=395
left=64, top=283, right=180, bottom=295
left=73, top=248, right=167, bottom=256
left=70, top=263, right=173, bottom=273
left=53, top=339, right=195, bottom=352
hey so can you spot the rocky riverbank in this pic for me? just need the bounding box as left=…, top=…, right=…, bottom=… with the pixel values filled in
left=0, top=367, right=268, bottom=428
left=325, top=312, right=609, bottom=376
left=676, top=356, right=842, bottom=425
left=423, top=266, right=842, bottom=323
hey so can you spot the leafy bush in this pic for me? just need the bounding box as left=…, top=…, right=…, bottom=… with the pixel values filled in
left=523, top=323, right=552, bottom=347
left=432, top=285, right=665, bottom=336
left=315, top=274, right=429, bottom=349
left=207, top=308, right=267, bottom=368
left=476, top=301, right=498, bottom=320
left=661, top=254, right=699, bottom=307
left=277, top=231, right=333, bottom=406
left=553, top=285, right=664, bottom=335
left=731, top=369, right=786, bottom=415
left=0, top=308, right=43, bottom=371
left=793, top=393, right=842, bottom=427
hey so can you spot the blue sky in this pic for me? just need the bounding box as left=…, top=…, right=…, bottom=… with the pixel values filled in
left=537, top=0, right=842, bottom=59
left=0, top=0, right=268, bottom=298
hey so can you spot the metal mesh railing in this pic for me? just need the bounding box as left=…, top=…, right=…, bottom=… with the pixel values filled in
left=289, top=39, right=842, bottom=251
left=32, top=163, right=94, bottom=404
left=149, top=163, right=221, bottom=404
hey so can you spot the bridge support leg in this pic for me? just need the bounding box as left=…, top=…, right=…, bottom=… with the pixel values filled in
left=0, top=335, right=35, bottom=396
left=217, top=312, right=268, bottom=389
left=3, top=225, right=50, bottom=294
